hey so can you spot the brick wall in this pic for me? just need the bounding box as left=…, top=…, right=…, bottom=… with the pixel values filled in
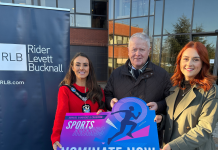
left=70, top=28, right=108, bottom=47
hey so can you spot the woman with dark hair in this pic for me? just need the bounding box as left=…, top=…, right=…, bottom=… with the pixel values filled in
left=51, top=53, right=106, bottom=150
left=155, top=41, right=218, bottom=150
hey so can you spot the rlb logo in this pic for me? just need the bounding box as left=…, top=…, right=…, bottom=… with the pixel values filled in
left=0, top=43, right=27, bottom=71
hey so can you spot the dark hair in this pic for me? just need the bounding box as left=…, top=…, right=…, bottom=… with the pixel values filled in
left=171, top=41, right=216, bottom=91
left=60, top=53, right=103, bottom=105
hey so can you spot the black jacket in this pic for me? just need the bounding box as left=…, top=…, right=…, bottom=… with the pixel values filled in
left=104, top=59, right=172, bottom=114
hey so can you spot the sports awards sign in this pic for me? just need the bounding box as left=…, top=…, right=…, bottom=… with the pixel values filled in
left=59, top=97, right=159, bottom=150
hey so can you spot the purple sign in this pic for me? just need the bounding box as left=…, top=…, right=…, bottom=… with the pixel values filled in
left=59, top=97, right=159, bottom=150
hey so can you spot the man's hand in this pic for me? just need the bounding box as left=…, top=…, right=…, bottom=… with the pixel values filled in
left=53, top=141, right=62, bottom=150
left=154, top=115, right=162, bottom=123
left=161, top=144, right=171, bottom=150
left=147, top=102, right=158, bottom=111
left=110, top=98, right=118, bottom=108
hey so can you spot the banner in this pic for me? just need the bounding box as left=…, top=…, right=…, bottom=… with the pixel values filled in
left=59, top=97, right=159, bottom=150
left=0, top=3, right=70, bottom=150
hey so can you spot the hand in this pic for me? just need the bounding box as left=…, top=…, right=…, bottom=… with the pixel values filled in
left=147, top=102, right=158, bottom=111
left=96, top=109, right=103, bottom=115
left=154, top=115, right=162, bottom=123
left=53, top=141, right=62, bottom=150
left=162, top=144, right=171, bottom=150
left=110, top=98, right=118, bottom=108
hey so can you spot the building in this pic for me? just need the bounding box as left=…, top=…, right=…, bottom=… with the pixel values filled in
left=1, top=0, right=218, bottom=83
left=2, top=0, right=218, bottom=147
left=108, top=0, right=218, bottom=145
left=108, top=0, right=218, bottom=83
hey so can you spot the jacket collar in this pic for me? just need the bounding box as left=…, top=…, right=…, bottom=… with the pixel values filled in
left=121, top=58, right=153, bottom=76
left=168, top=84, right=198, bottom=121
left=128, top=59, right=149, bottom=72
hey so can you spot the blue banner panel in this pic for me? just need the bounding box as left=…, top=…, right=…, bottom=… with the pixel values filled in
left=0, top=3, right=70, bottom=150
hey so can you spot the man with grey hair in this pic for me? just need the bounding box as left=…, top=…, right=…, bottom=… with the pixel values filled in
left=104, top=32, right=171, bottom=146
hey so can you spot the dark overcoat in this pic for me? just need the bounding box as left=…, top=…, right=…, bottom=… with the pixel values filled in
left=104, top=59, right=172, bottom=146
left=104, top=59, right=172, bottom=114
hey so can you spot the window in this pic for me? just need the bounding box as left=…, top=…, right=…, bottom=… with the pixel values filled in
left=92, top=0, right=107, bottom=15
left=109, top=0, right=114, bottom=20
left=6, top=0, right=107, bottom=29
left=40, top=0, right=56, bottom=7
left=115, top=0, right=130, bottom=19
left=149, top=16, right=154, bottom=40
left=193, top=0, right=218, bottom=33
left=14, top=0, right=31, bottom=5
left=33, top=0, right=39, bottom=5
left=76, top=15, right=91, bottom=27
left=109, top=21, right=114, bottom=44
left=163, top=0, right=192, bottom=34
left=154, top=0, right=163, bottom=35
left=131, top=0, right=149, bottom=17
left=114, top=19, right=130, bottom=44
left=58, top=0, right=74, bottom=13
left=131, top=17, right=148, bottom=36
left=70, top=14, right=75, bottom=27
left=76, top=0, right=90, bottom=14
left=92, top=16, right=107, bottom=28
left=114, top=45, right=128, bottom=69
left=161, top=35, right=189, bottom=74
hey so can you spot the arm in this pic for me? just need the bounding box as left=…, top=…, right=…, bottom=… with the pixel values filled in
left=104, top=73, right=114, bottom=111
left=132, top=112, right=141, bottom=119
left=156, top=73, right=172, bottom=114
left=155, top=114, right=166, bottom=131
left=51, top=86, right=70, bottom=145
left=104, top=74, right=115, bottom=111
left=111, top=110, right=126, bottom=115
left=168, top=86, right=218, bottom=150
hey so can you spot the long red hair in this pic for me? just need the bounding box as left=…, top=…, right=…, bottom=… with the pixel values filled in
left=171, top=41, right=216, bottom=91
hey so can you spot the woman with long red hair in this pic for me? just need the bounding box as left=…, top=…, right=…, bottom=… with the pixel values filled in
left=155, top=41, right=218, bottom=150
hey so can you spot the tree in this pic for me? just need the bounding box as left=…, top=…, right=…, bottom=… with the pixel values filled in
left=161, top=15, right=215, bottom=74
left=152, top=37, right=161, bottom=65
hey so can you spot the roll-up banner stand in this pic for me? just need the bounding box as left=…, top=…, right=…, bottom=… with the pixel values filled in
left=0, top=3, right=70, bottom=150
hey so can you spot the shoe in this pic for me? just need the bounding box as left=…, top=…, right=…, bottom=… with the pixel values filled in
left=108, top=138, right=112, bottom=145
left=127, top=132, right=134, bottom=138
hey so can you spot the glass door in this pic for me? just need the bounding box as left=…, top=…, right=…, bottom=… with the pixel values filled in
left=192, top=35, right=218, bottom=84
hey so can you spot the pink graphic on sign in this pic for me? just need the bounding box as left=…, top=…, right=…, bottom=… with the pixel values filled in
left=116, top=125, right=150, bottom=142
